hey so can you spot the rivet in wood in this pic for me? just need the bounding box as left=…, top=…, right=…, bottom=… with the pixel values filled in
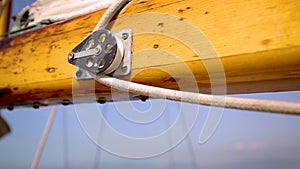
left=7, top=105, right=14, bottom=111
left=61, top=99, right=71, bottom=106
left=33, top=102, right=40, bottom=109
left=97, top=99, right=106, bottom=104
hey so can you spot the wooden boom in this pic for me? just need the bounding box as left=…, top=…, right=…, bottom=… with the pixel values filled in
left=0, top=0, right=300, bottom=107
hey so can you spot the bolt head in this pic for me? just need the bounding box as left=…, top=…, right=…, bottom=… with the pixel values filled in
left=76, top=70, right=82, bottom=78
left=47, top=67, right=55, bottom=73
left=122, top=33, right=129, bottom=40
left=121, top=65, right=128, bottom=73
left=140, top=95, right=149, bottom=102
left=7, top=105, right=14, bottom=111
left=33, top=102, right=40, bottom=109
left=97, top=100, right=106, bottom=104
left=50, top=44, right=56, bottom=50
left=62, top=99, right=71, bottom=106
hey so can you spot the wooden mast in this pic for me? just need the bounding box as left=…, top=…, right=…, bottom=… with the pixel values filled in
left=0, top=0, right=11, bottom=40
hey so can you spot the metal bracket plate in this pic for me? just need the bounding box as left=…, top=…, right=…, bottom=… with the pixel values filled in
left=74, top=29, right=132, bottom=80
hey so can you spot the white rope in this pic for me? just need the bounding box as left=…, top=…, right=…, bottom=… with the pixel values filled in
left=95, top=75, right=300, bottom=115
left=92, top=0, right=130, bottom=31
left=91, top=0, right=300, bottom=115
left=31, top=106, right=57, bottom=169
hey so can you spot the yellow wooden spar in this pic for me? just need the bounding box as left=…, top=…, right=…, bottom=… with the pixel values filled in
left=0, top=0, right=11, bottom=40
left=0, top=0, right=300, bottom=107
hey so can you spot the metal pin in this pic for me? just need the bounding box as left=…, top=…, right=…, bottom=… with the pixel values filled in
left=68, top=52, right=75, bottom=62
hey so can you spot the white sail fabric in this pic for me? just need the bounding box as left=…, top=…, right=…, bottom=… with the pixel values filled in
left=12, top=0, right=117, bottom=32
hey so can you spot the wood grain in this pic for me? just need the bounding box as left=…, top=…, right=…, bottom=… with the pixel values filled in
left=0, top=0, right=300, bottom=107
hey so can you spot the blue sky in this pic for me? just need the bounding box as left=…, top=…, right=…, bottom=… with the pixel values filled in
left=0, top=1, right=300, bottom=169
left=1, top=92, right=300, bottom=169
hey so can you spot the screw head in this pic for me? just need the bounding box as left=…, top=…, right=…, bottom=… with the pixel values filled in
left=97, top=100, right=106, bottom=104
left=139, top=95, right=149, bottom=102
left=121, top=65, right=128, bottom=73
left=50, top=44, right=56, bottom=49
left=33, top=102, right=40, bottom=109
left=7, top=105, right=14, bottom=111
left=76, top=70, right=82, bottom=78
left=47, top=67, right=56, bottom=73
left=122, top=33, right=129, bottom=40
left=62, top=99, right=71, bottom=106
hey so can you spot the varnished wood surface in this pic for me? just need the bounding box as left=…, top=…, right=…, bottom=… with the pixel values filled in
left=0, top=0, right=300, bottom=107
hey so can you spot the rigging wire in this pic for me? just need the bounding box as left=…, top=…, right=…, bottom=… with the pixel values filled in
left=93, top=104, right=108, bottom=169
left=176, top=102, right=199, bottom=169
left=0, top=110, right=10, bottom=138
left=31, top=106, right=58, bottom=169
left=91, top=0, right=300, bottom=115
left=164, top=104, right=175, bottom=169
left=184, top=131, right=199, bottom=169
left=62, top=107, right=69, bottom=169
